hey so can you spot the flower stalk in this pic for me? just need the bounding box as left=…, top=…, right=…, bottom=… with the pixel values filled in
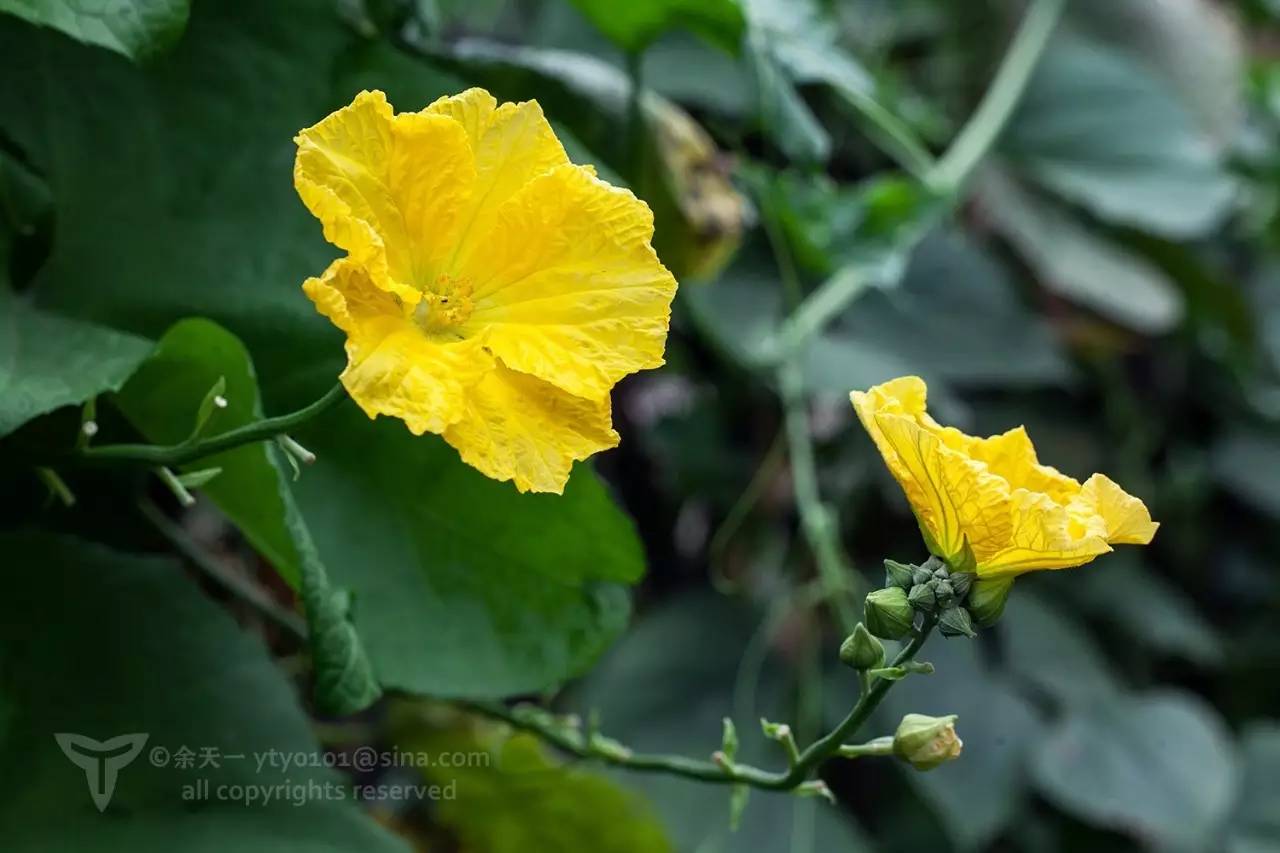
left=63, top=382, right=348, bottom=469
left=466, top=615, right=937, bottom=793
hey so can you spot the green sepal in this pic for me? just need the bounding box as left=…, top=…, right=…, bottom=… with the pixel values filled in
left=938, top=604, right=976, bottom=638
left=884, top=559, right=915, bottom=589
left=969, top=575, right=1015, bottom=626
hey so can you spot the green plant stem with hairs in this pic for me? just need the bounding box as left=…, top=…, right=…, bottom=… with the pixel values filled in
left=467, top=616, right=936, bottom=793
left=61, top=382, right=348, bottom=468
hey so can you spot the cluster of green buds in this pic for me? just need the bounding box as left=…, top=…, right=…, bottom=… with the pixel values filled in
left=868, top=556, right=982, bottom=639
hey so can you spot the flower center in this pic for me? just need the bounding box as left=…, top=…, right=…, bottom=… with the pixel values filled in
left=413, top=274, right=474, bottom=337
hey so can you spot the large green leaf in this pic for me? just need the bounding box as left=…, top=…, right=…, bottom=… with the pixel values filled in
left=0, top=531, right=409, bottom=852
left=740, top=0, right=874, bottom=164
left=998, top=591, right=1120, bottom=708
left=0, top=287, right=152, bottom=438
left=569, top=0, right=743, bottom=55
left=111, top=317, right=380, bottom=714
left=113, top=318, right=301, bottom=584
left=292, top=407, right=645, bottom=699
left=1068, top=0, right=1244, bottom=146
left=979, top=168, right=1183, bottom=334
left=0, top=0, right=359, bottom=407
left=0, top=0, right=189, bottom=61
left=1003, top=33, right=1235, bottom=238
left=1052, top=556, right=1224, bottom=667
left=1229, top=723, right=1280, bottom=853
left=1030, top=691, right=1238, bottom=849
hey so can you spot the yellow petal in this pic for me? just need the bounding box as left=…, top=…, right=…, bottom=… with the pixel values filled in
left=455, top=164, right=677, bottom=400
left=871, top=412, right=1014, bottom=565
left=967, top=426, right=1081, bottom=503
left=851, top=375, right=1158, bottom=578
left=303, top=260, right=493, bottom=435
left=425, top=89, right=570, bottom=267
left=294, top=90, right=475, bottom=301
left=978, top=491, right=1113, bottom=576
left=1077, top=474, right=1160, bottom=545
left=443, top=363, right=620, bottom=494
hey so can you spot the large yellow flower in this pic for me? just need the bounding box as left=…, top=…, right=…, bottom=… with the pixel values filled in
left=293, top=89, right=677, bottom=493
left=851, top=376, right=1157, bottom=578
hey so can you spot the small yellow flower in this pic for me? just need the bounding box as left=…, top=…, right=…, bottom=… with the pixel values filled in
left=294, top=89, right=677, bottom=493
left=851, top=376, right=1158, bottom=578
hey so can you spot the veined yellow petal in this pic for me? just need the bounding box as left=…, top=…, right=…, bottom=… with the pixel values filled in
left=1077, top=474, right=1160, bottom=544
left=303, top=260, right=493, bottom=435
left=967, top=427, right=1081, bottom=502
left=294, top=90, right=474, bottom=301
left=852, top=376, right=1157, bottom=578
left=426, top=89, right=570, bottom=267
left=978, top=490, right=1112, bottom=576
left=443, top=363, right=620, bottom=494
left=871, top=412, right=1014, bottom=564
left=456, top=164, right=677, bottom=400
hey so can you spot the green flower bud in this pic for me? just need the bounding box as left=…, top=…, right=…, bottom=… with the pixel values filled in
left=934, top=578, right=955, bottom=607
left=949, top=572, right=974, bottom=600
left=839, top=623, right=886, bottom=670
left=920, top=555, right=945, bottom=574
left=884, top=559, right=915, bottom=590
left=938, top=604, right=976, bottom=638
left=911, top=565, right=934, bottom=586
left=907, top=582, right=936, bottom=613
left=864, top=587, right=915, bottom=639
left=893, top=713, right=963, bottom=771
left=968, top=576, right=1014, bottom=626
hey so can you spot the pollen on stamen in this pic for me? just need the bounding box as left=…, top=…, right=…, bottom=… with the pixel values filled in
left=414, top=273, right=475, bottom=335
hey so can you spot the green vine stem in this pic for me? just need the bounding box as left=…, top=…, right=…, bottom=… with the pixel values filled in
left=468, top=616, right=936, bottom=792
left=774, top=0, right=1064, bottom=357
left=66, top=382, right=348, bottom=468
left=779, top=358, right=859, bottom=634
left=926, top=0, right=1066, bottom=193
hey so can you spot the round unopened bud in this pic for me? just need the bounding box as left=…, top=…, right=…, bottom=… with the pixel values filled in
left=884, top=559, right=915, bottom=590
left=949, top=572, right=974, bottom=600
left=911, top=565, right=934, bottom=586
left=839, top=623, right=885, bottom=670
left=864, top=587, right=915, bottom=639
left=968, top=576, right=1014, bottom=626
left=938, top=604, right=976, bottom=638
left=893, top=713, right=962, bottom=771
left=934, top=579, right=955, bottom=607
left=907, top=582, right=936, bottom=613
